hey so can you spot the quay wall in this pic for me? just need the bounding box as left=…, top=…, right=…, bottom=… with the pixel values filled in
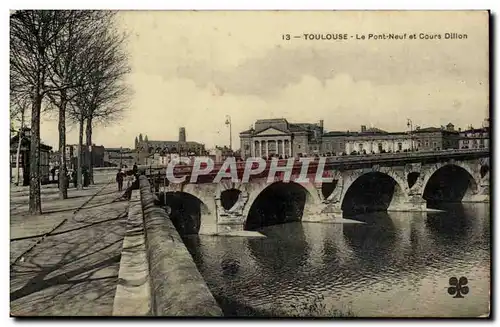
left=138, top=176, right=223, bottom=316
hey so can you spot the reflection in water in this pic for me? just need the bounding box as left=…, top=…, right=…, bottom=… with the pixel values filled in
left=184, top=203, right=490, bottom=317
left=426, top=204, right=471, bottom=241
left=248, top=223, right=310, bottom=276
left=221, top=258, right=240, bottom=277
left=343, top=212, right=397, bottom=267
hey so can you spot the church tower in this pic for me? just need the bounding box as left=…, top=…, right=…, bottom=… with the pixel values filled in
left=179, top=127, right=186, bottom=142
left=145, top=135, right=149, bottom=143
left=134, top=136, right=138, bottom=149
left=139, top=133, right=143, bottom=143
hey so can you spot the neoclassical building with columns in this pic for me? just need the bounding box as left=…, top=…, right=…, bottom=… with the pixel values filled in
left=240, top=119, right=469, bottom=159
left=239, top=118, right=323, bottom=159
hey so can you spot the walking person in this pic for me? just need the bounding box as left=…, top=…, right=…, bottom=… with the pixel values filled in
left=133, top=163, right=138, bottom=177
left=83, top=167, right=90, bottom=187
left=50, top=167, right=56, bottom=182
left=116, top=169, right=124, bottom=192
left=65, top=168, right=70, bottom=189
left=72, top=169, right=77, bottom=188
left=154, top=171, right=161, bottom=193
left=120, top=171, right=140, bottom=201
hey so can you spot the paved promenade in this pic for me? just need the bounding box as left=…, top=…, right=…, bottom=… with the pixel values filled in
left=10, top=182, right=129, bottom=316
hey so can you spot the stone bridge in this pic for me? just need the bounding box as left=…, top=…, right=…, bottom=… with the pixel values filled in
left=139, top=149, right=490, bottom=235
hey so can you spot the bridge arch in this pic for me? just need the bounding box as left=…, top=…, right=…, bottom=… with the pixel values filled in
left=244, top=181, right=317, bottom=230
left=422, top=163, right=479, bottom=203
left=159, top=191, right=209, bottom=235
left=480, top=164, right=489, bottom=179
left=340, top=170, right=407, bottom=213
left=214, top=180, right=249, bottom=216
left=220, top=189, right=241, bottom=210
left=407, top=172, right=420, bottom=189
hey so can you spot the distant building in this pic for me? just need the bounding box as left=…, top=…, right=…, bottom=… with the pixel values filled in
left=344, top=123, right=461, bottom=154
left=412, top=123, right=460, bottom=151
left=344, top=126, right=413, bottom=154
left=104, top=147, right=135, bottom=167
left=240, top=119, right=464, bottom=158
left=321, top=131, right=352, bottom=156
left=134, top=128, right=206, bottom=165
left=208, top=146, right=234, bottom=163
left=239, top=118, right=324, bottom=159
left=178, top=127, right=186, bottom=143
left=10, top=128, right=52, bottom=185
left=91, top=145, right=105, bottom=167
left=459, top=124, right=489, bottom=150
left=65, top=144, right=106, bottom=169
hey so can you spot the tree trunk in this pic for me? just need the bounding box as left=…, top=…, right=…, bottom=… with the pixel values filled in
left=77, top=114, right=84, bottom=190
left=58, top=97, right=68, bottom=199
left=85, top=117, right=94, bottom=185
left=15, top=108, right=25, bottom=186
left=29, top=90, right=42, bottom=215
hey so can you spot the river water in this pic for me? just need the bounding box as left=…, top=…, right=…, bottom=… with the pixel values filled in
left=183, top=203, right=490, bottom=317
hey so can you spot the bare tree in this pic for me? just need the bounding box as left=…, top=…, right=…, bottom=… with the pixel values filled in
left=10, top=90, right=30, bottom=186
left=67, top=103, right=86, bottom=190
left=70, top=13, right=131, bottom=185
left=45, top=11, right=113, bottom=197
left=10, top=11, right=73, bottom=214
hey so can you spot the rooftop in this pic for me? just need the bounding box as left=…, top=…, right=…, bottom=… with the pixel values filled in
left=255, top=118, right=289, bottom=124
left=141, top=140, right=204, bottom=146
left=10, top=135, right=52, bottom=151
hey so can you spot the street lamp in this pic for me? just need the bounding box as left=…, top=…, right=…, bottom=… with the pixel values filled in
left=225, top=115, right=232, bottom=151
left=407, top=119, right=413, bottom=151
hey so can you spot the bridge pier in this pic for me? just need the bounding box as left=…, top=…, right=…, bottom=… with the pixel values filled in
left=195, top=191, right=220, bottom=236
left=463, top=178, right=490, bottom=203
left=462, top=193, right=489, bottom=203
left=198, top=196, right=247, bottom=235
left=387, top=195, right=427, bottom=212
left=198, top=214, right=219, bottom=235
left=214, top=214, right=246, bottom=233
left=302, top=202, right=344, bottom=222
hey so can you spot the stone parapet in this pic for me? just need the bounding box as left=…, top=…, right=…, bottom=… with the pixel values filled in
left=138, top=176, right=223, bottom=316
left=113, top=190, right=152, bottom=316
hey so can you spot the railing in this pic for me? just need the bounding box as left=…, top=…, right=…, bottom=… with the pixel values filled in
left=137, top=148, right=489, bottom=175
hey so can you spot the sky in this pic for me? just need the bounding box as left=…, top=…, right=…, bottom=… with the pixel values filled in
left=37, top=10, right=489, bottom=150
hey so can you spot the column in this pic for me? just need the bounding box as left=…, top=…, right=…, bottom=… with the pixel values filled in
left=259, top=140, right=263, bottom=157
left=276, top=140, right=279, bottom=156
left=289, top=139, right=292, bottom=157
left=266, top=140, right=269, bottom=158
